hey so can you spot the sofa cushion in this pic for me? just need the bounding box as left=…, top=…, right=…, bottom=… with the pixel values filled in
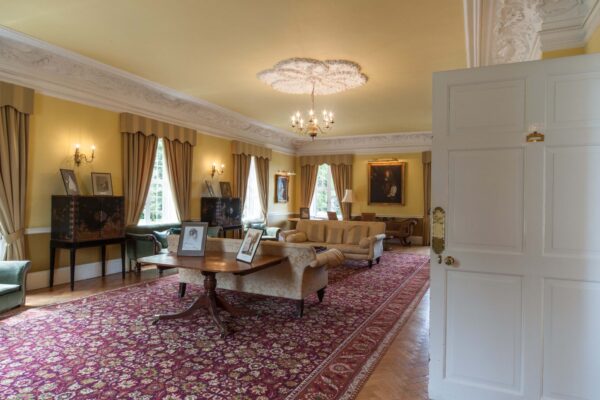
left=359, top=237, right=371, bottom=248
left=286, top=232, right=308, bottom=243
left=327, top=243, right=370, bottom=255
left=0, top=283, right=20, bottom=296
left=153, top=230, right=170, bottom=248
left=344, top=225, right=369, bottom=245
left=326, top=227, right=344, bottom=244
left=306, top=223, right=325, bottom=242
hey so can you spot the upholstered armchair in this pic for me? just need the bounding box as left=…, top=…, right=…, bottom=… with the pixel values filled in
left=0, top=260, right=31, bottom=314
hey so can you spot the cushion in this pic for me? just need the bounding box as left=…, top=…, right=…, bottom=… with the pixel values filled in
left=326, top=227, right=344, bottom=244
left=359, top=237, right=371, bottom=248
left=344, top=225, right=369, bottom=245
left=152, top=230, right=170, bottom=248
left=286, top=232, right=308, bottom=243
left=0, top=283, right=20, bottom=296
left=306, top=223, right=326, bottom=242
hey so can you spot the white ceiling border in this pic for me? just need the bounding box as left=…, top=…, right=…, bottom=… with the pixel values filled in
left=294, top=132, right=432, bottom=155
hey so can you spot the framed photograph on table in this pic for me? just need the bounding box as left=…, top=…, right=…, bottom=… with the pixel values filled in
left=300, top=207, right=310, bottom=219
left=60, top=169, right=80, bottom=195
left=205, top=180, right=215, bottom=197
left=275, top=174, right=289, bottom=203
left=367, top=160, right=406, bottom=205
left=236, top=228, right=263, bottom=263
left=91, top=172, right=113, bottom=195
left=177, top=222, right=209, bottom=256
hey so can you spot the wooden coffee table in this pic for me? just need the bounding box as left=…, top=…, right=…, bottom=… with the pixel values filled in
left=138, top=252, right=287, bottom=337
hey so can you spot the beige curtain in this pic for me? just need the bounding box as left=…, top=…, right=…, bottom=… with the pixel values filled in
left=254, top=156, right=269, bottom=222
left=300, top=164, right=318, bottom=208
left=0, top=106, right=29, bottom=260
left=330, top=164, right=353, bottom=220
left=122, top=132, right=158, bottom=225
left=163, top=139, right=193, bottom=221
left=232, top=153, right=252, bottom=208
left=422, top=151, right=432, bottom=246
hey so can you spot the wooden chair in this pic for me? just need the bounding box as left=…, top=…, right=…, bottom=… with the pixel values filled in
left=361, top=212, right=376, bottom=221
left=327, top=211, right=338, bottom=220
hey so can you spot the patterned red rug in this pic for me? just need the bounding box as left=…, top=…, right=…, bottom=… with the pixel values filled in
left=0, top=252, right=429, bottom=400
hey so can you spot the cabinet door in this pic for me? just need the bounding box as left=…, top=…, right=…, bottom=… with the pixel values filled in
left=75, top=196, right=103, bottom=241
left=100, top=196, right=125, bottom=239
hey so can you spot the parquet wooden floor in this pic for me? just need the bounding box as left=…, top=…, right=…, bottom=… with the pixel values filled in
left=3, top=247, right=431, bottom=400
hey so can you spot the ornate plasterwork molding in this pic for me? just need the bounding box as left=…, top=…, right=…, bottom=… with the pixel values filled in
left=0, top=27, right=299, bottom=152
left=465, top=0, right=600, bottom=67
left=293, top=132, right=432, bottom=155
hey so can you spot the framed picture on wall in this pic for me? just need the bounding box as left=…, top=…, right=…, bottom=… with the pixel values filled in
left=60, top=169, right=80, bottom=195
left=367, top=160, right=406, bottom=205
left=91, top=172, right=113, bottom=196
left=219, top=181, right=232, bottom=197
left=275, top=174, right=289, bottom=203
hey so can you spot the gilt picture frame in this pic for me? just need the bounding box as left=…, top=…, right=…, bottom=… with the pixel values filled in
left=219, top=181, right=232, bottom=198
left=91, top=172, right=113, bottom=196
left=275, top=174, right=289, bottom=203
left=367, top=161, right=406, bottom=205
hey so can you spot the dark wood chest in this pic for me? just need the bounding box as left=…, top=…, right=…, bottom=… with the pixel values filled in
left=51, top=195, right=125, bottom=242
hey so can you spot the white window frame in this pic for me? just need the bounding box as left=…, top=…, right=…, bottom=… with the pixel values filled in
left=242, top=156, right=265, bottom=224
left=138, top=138, right=179, bottom=226
left=310, top=163, right=341, bottom=220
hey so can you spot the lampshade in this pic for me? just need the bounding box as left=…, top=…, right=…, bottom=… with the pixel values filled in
left=342, top=189, right=354, bottom=203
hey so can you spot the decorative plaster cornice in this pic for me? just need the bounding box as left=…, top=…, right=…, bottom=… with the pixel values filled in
left=0, top=27, right=298, bottom=152
left=294, top=132, right=432, bottom=155
left=465, top=0, right=600, bottom=66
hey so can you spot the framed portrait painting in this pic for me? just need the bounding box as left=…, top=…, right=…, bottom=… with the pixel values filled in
left=275, top=174, right=289, bottom=203
left=177, top=222, right=209, bottom=256
left=367, top=161, right=406, bottom=205
left=219, top=181, right=232, bottom=198
left=91, top=172, right=113, bottom=196
left=60, top=169, right=80, bottom=195
left=236, top=228, right=263, bottom=263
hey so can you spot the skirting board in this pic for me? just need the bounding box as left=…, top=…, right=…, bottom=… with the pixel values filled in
left=26, top=258, right=126, bottom=291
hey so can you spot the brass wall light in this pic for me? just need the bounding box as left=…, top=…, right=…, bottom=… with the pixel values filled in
left=211, top=162, right=225, bottom=178
left=74, top=144, right=95, bottom=166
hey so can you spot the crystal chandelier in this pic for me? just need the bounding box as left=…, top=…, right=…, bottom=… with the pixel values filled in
left=290, top=84, right=334, bottom=139
left=257, top=58, right=368, bottom=139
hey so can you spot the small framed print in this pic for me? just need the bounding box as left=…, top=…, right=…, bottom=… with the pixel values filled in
left=91, top=172, right=113, bottom=196
left=236, top=228, right=263, bottom=263
left=300, top=207, right=310, bottom=219
left=177, top=222, right=209, bottom=257
left=205, top=180, right=215, bottom=197
left=275, top=174, right=289, bottom=203
left=60, top=169, right=79, bottom=195
left=219, top=181, right=232, bottom=198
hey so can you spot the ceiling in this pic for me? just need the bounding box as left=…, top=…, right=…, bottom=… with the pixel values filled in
left=0, top=0, right=466, bottom=136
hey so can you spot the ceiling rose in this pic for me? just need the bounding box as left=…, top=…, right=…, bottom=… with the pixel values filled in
left=257, top=58, right=368, bottom=95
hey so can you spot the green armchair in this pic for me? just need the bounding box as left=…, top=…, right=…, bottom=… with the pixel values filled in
left=0, top=260, right=31, bottom=314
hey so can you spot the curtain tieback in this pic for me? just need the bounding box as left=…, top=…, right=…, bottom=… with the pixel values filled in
left=5, top=229, right=25, bottom=244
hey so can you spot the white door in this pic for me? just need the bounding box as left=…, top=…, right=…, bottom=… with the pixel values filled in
left=429, top=54, right=600, bottom=400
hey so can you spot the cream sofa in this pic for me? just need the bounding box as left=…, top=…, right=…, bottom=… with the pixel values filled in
left=280, top=219, right=386, bottom=268
left=176, top=238, right=344, bottom=317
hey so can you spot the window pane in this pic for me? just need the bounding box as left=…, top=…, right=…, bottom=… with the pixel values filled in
left=138, top=139, right=179, bottom=225
left=310, top=164, right=341, bottom=219
left=242, top=156, right=264, bottom=223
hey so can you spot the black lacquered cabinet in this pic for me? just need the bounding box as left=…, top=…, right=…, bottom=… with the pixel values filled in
left=50, top=195, right=126, bottom=290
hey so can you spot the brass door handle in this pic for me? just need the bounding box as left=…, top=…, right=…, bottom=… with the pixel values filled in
left=444, top=256, right=456, bottom=266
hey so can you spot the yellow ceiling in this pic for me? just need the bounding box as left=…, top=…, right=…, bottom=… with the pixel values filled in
left=0, top=0, right=466, bottom=136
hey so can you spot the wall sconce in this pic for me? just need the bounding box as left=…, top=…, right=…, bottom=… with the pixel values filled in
left=211, top=162, right=225, bottom=178
left=74, top=144, right=95, bottom=166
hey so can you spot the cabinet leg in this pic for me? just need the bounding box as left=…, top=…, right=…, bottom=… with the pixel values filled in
left=101, top=245, right=106, bottom=277
left=69, top=248, right=76, bottom=291
left=120, top=241, right=126, bottom=279
left=49, top=244, right=56, bottom=288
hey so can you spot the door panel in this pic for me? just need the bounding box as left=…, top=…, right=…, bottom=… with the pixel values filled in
left=545, top=146, right=600, bottom=255
left=448, top=148, right=524, bottom=253
left=445, top=271, right=523, bottom=393
left=547, top=73, right=600, bottom=128
left=542, top=279, right=600, bottom=400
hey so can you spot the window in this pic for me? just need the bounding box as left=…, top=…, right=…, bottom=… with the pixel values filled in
left=242, top=156, right=264, bottom=223
left=138, top=139, right=179, bottom=225
left=310, top=164, right=341, bottom=219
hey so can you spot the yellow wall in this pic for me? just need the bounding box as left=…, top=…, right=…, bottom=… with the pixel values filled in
left=542, top=47, right=585, bottom=59
left=586, top=25, right=600, bottom=53
left=351, top=152, right=424, bottom=217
